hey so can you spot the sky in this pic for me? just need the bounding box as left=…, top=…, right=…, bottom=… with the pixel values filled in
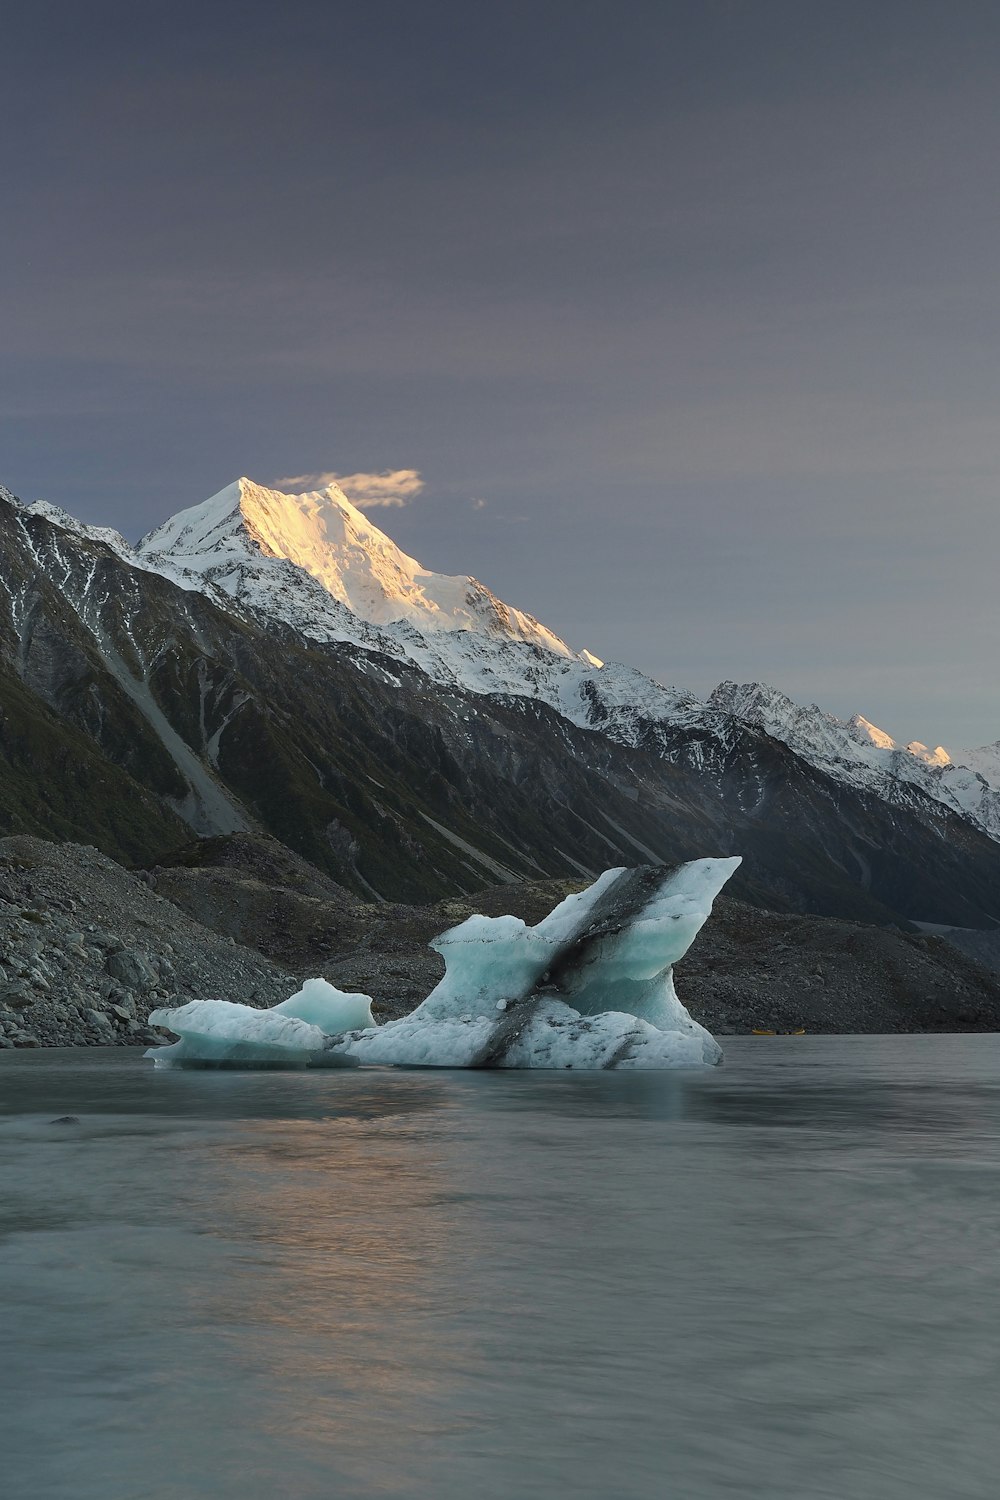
left=3, top=0, right=1000, bottom=747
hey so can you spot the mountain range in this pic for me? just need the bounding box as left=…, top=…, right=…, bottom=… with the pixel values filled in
left=2, top=475, right=998, bottom=928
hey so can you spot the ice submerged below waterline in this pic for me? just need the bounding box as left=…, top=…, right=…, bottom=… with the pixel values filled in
left=145, top=858, right=741, bottom=1071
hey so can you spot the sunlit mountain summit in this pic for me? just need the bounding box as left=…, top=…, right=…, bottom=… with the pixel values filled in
left=139, top=477, right=582, bottom=658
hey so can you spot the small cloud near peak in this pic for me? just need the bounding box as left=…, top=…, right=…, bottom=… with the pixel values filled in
left=275, top=468, right=425, bottom=509
left=471, top=497, right=488, bottom=510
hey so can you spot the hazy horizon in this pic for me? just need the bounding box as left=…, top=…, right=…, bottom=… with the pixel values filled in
left=4, top=1, right=999, bottom=746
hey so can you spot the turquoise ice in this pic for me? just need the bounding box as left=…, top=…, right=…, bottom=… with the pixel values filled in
left=146, top=858, right=740, bottom=1071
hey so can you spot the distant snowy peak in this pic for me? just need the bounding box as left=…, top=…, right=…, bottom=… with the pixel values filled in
left=848, top=713, right=950, bottom=768
left=961, top=741, right=1000, bottom=782
left=25, top=500, right=135, bottom=563
left=708, top=679, right=1000, bottom=842
left=139, top=477, right=580, bottom=659
left=847, top=714, right=897, bottom=751
left=709, top=680, right=954, bottom=770
left=707, top=680, right=874, bottom=764
left=132, top=474, right=632, bottom=719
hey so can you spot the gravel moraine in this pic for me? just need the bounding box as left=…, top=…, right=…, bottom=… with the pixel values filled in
left=0, top=836, right=293, bottom=1048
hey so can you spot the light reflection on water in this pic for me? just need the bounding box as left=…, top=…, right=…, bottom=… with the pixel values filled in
left=2, top=1036, right=1000, bottom=1499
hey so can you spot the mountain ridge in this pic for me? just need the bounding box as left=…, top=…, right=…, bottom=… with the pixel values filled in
left=3, top=476, right=999, bottom=927
left=130, top=476, right=1000, bottom=848
left=707, top=679, right=1000, bottom=843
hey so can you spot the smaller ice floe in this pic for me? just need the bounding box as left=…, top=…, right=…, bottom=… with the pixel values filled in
left=145, top=979, right=374, bottom=1068
left=146, top=859, right=739, bottom=1071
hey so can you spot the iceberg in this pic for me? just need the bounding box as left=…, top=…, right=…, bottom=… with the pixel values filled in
left=144, top=979, right=373, bottom=1068
left=146, top=859, right=739, bottom=1071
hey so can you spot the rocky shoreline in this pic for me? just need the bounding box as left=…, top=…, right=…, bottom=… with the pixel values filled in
left=3, top=833, right=1000, bottom=1049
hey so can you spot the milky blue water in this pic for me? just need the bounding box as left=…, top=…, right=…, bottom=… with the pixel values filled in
left=2, top=1036, right=999, bottom=1500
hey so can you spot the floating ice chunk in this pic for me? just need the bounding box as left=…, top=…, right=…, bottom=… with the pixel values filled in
left=273, top=977, right=375, bottom=1031
left=334, top=858, right=738, bottom=1069
left=146, top=980, right=370, bottom=1069
left=145, top=999, right=327, bottom=1069
left=415, top=870, right=624, bottom=1022
left=146, top=859, right=739, bottom=1071
left=410, top=861, right=735, bottom=1031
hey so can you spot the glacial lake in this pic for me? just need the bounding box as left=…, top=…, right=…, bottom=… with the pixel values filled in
left=2, top=1036, right=999, bottom=1500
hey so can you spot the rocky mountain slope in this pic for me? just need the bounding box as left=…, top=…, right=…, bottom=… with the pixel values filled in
left=2, top=479, right=1000, bottom=927
left=0, top=836, right=293, bottom=1048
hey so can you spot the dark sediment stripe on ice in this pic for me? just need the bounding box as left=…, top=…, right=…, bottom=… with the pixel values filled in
left=541, top=865, right=670, bottom=993
left=468, top=864, right=673, bottom=1069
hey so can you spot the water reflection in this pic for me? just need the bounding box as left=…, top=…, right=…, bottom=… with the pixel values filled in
left=0, top=1048, right=461, bottom=1124
left=167, top=1112, right=482, bottom=1486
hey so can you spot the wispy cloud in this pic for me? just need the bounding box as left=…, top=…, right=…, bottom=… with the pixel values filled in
left=471, top=497, right=488, bottom=510
left=276, top=468, right=425, bottom=508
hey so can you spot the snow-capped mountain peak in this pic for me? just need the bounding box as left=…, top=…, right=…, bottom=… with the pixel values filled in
left=904, top=740, right=952, bottom=767
left=136, top=482, right=1000, bottom=845
left=25, top=500, right=135, bottom=563
left=139, top=476, right=578, bottom=658
left=847, top=714, right=896, bottom=750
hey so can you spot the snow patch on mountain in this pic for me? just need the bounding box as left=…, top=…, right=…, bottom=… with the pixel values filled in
left=961, top=742, right=1000, bottom=783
